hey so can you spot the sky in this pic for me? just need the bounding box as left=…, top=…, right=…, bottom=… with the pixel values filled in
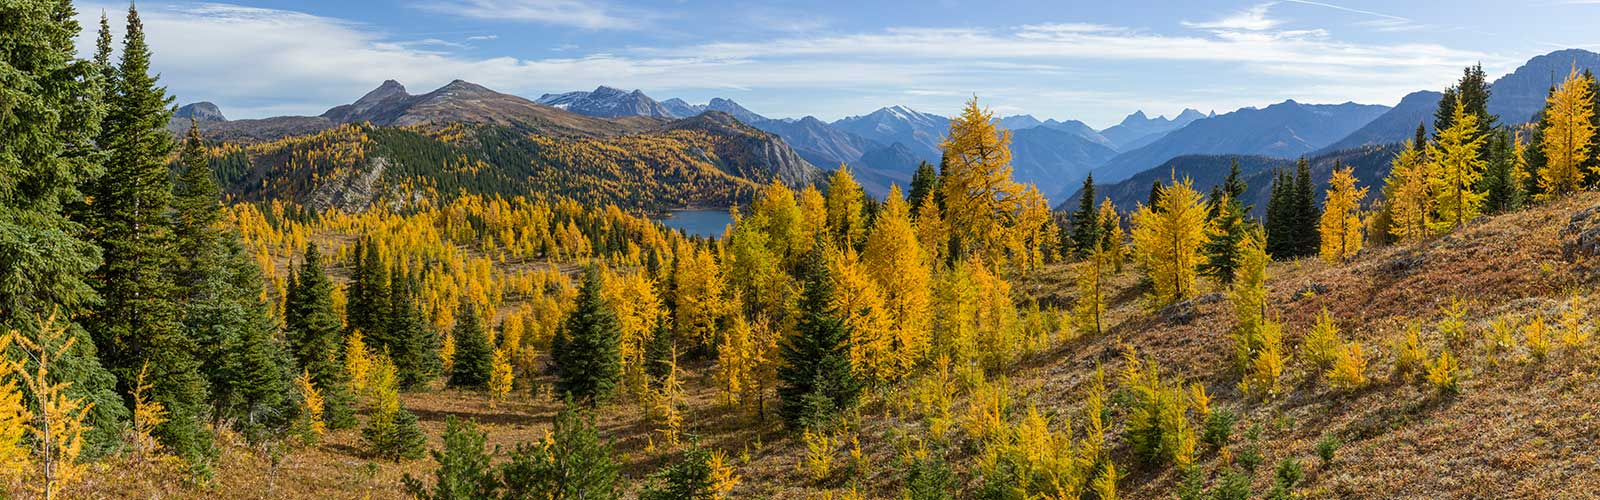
left=71, top=0, right=1600, bottom=128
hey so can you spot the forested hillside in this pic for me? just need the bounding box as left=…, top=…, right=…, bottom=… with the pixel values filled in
left=8, top=1, right=1600, bottom=499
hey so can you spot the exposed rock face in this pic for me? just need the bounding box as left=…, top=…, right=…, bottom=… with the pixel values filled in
left=175, top=101, right=226, bottom=122
left=308, top=156, right=389, bottom=212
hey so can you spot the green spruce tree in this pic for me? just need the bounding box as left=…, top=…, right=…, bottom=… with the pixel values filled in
left=388, top=265, right=439, bottom=389
left=907, top=161, right=939, bottom=216
left=0, top=0, right=129, bottom=454
left=1069, top=175, right=1100, bottom=259
left=88, top=3, right=211, bottom=461
left=1291, top=157, right=1322, bottom=258
left=552, top=267, right=622, bottom=404
left=285, top=244, right=356, bottom=428
left=776, top=245, right=859, bottom=430
left=499, top=400, right=622, bottom=499
left=448, top=298, right=492, bottom=389
left=347, top=238, right=392, bottom=349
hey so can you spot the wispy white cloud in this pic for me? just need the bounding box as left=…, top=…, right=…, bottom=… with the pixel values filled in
left=1183, top=3, right=1281, bottom=31
left=414, top=0, right=652, bottom=30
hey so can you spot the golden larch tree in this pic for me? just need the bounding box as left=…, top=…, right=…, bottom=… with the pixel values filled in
left=0, top=332, right=28, bottom=478
left=829, top=247, right=895, bottom=381
left=1319, top=166, right=1369, bottom=262
left=1098, top=198, right=1126, bottom=273
left=1130, top=177, right=1209, bottom=307
left=1539, top=66, right=1597, bottom=198
left=825, top=165, right=867, bottom=250
left=1385, top=143, right=1433, bottom=243
left=13, top=315, right=96, bottom=499
left=938, top=97, right=1039, bottom=267
left=1427, top=94, right=1488, bottom=233
left=914, top=196, right=947, bottom=268
left=864, top=186, right=933, bottom=375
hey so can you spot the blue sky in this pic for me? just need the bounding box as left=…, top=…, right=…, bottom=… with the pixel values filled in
left=73, top=0, right=1600, bottom=128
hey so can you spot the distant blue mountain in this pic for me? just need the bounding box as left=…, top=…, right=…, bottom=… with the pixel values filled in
left=1089, top=100, right=1390, bottom=188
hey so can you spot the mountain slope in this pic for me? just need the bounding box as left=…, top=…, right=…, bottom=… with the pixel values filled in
left=1317, top=91, right=1442, bottom=154
left=751, top=116, right=881, bottom=169
left=1320, top=49, right=1600, bottom=149
left=534, top=85, right=676, bottom=118
left=1091, top=101, right=1390, bottom=184
left=1098, top=108, right=1209, bottom=150
left=186, top=80, right=659, bottom=143
left=1487, top=48, right=1600, bottom=124
left=1008, top=126, right=1119, bottom=198
left=831, top=105, right=950, bottom=163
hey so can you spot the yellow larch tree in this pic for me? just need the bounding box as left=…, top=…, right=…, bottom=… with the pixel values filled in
left=1540, top=66, right=1597, bottom=199
left=1098, top=198, right=1126, bottom=273
left=128, top=363, right=169, bottom=461
left=749, top=180, right=806, bottom=264
left=293, top=369, right=326, bottom=445
left=13, top=315, right=95, bottom=499
left=344, top=329, right=373, bottom=394
left=601, top=268, right=664, bottom=398
left=915, top=196, right=948, bottom=268
left=674, top=240, right=731, bottom=352
left=1073, top=248, right=1109, bottom=338
left=1319, top=166, right=1369, bottom=262
left=1230, top=229, right=1283, bottom=399
left=1385, top=143, right=1433, bottom=244
left=970, top=257, right=1021, bottom=367
left=488, top=347, right=514, bottom=407
left=0, top=332, right=27, bottom=478
left=797, top=184, right=829, bottom=248
left=1008, top=185, right=1060, bottom=272
left=1428, top=94, right=1489, bottom=233
left=829, top=247, right=896, bottom=382
left=938, top=97, right=1039, bottom=267
left=1130, top=177, right=1208, bottom=307
left=864, top=186, right=934, bottom=376
left=825, top=165, right=868, bottom=250
left=932, top=260, right=979, bottom=365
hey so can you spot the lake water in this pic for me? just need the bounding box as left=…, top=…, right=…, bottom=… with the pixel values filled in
left=653, top=209, right=732, bottom=239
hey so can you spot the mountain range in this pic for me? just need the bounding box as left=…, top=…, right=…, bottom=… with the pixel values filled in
left=1086, top=100, right=1392, bottom=193
left=173, top=48, right=1600, bottom=213
left=1317, top=49, right=1600, bottom=154
left=1100, top=109, right=1212, bottom=151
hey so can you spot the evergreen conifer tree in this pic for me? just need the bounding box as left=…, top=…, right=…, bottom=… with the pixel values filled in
left=1291, top=157, right=1322, bottom=257
left=0, top=0, right=129, bottom=454
left=87, top=3, right=211, bottom=461
left=448, top=298, right=493, bottom=389
left=388, top=266, right=439, bottom=389
left=1201, top=195, right=1250, bottom=286
left=777, top=245, right=859, bottom=429
left=285, top=244, right=355, bottom=428
left=552, top=267, right=622, bottom=404
left=907, top=161, right=939, bottom=216
left=1070, top=175, right=1100, bottom=259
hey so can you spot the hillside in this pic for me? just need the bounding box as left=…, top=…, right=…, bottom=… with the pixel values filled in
left=207, top=113, right=820, bottom=212
left=1090, top=101, right=1391, bottom=186
left=74, top=187, right=1600, bottom=499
